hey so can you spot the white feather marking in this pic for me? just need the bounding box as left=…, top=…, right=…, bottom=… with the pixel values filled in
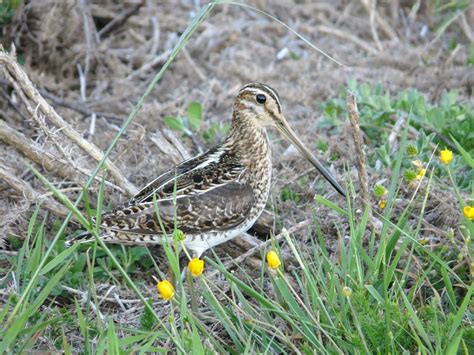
left=240, top=85, right=282, bottom=111
left=189, top=148, right=224, bottom=171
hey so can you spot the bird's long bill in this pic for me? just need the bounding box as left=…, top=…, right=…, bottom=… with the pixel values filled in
left=278, top=121, right=346, bottom=197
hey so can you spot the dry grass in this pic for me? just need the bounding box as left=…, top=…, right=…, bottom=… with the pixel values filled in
left=0, top=0, right=472, bottom=351
left=1, top=0, right=471, bottom=237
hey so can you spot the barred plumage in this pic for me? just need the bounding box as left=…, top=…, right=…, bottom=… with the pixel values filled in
left=67, top=83, right=345, bottom=257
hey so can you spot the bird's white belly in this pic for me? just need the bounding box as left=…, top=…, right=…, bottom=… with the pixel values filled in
left=183, top=214, right=260, bottom=256
left=184, top=165, right=272, bottom=257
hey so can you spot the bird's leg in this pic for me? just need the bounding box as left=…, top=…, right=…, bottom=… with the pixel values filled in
left=167, top=243, right=182, bottom=287
left=180, top=265, right=187, bottom=282
left=187, top=250, right=202, bottom=314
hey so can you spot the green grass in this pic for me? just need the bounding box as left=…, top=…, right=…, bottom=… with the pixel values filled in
left=321, top=81, right=473, bottom=190
left=1, top=1, right=473, bottom=353
left=2, top=155, right=472, bottom=352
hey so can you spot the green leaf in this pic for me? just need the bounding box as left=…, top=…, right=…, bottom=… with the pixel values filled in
left=107, top=319, right=120, bottom=354
left=10, top=0, right=22, bottom=10
left=28, top=164, right=90, bottom=228
left=365, top=285, right=384, bottom=305
left=399, top=283, right=432, bottom=350
left=191, top=322, right=205, bottom=354
left=187, top=101, right=202, bottom=131
left=164, top=116, right=186, bottom=132
left=450, top=134, right=474, bottom=168
left=448, top=282, right=474, bottom=340
left=445, top=330, right=463, bottom=354
left=40, top=244, right=79, bottom=275
left=314, top=195, right=348, bottom=217
left=0, top=262, right=70, bottom=352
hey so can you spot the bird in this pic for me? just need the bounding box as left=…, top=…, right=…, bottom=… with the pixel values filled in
left=67, top=83, right=345, bottom=258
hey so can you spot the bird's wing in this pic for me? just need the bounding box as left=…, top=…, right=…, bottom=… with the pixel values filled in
left=100, top=182, right=254, bottom=235
left=128, top=146, right=244, bottom=205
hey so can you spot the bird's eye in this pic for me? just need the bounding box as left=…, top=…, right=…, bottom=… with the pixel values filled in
left=256, top=94, right=266, bottom=104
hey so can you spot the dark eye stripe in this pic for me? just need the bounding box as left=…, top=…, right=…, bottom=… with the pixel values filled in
left=239, top=83, right=282, bottom=113
left=256, top=86, right=281, bottom=113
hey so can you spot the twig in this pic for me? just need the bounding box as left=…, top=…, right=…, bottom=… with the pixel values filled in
left=38, top=88, right=124, bottom=123
left=98, top=285, right=118, bottom=306
left=346, top=94, right=373, bottom=224
left=367, top=0, right=383, bottom=51
left=32, top=104, right=87, bottom=180
left=79, top=0, right=99, bottom=84
left=0, top=250, right=18, bottom=256
left=388, top=115, right=405, bottom=153
left=458, top=13, right=473, bottom=43
left=162, top=128, right=191, bottom=159
left=0, top=86, right=30, bottom=122
left=150, top=129, right=188, bottom=163
left=149, top=16, right=160, bottom=55
left=127, top=49, right=172, bottom=80
left=182, top=48, right=206, bottom=81
left=428, top=11, right=463, bottom=47
left=0, top=119, right=125, bottom=194
left=88, top=112, right=96, bottom=137
left=0, top=119, right=84, bottom=184
left=61, top=285, right=141, bottom=305
left=316, top=25, right=379, bottom=55
left=113, top=292, right=128, bottom=312
left=98, top=0, right=145, bottom=39
left=0, top=47, right=138, bottom=196
left=0, top=165, right=69, bottom=218
left=359, top=0, right=399, bottom=41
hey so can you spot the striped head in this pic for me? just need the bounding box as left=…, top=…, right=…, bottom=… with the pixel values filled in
left=234, top=83, right=283, bottom=129
left=234, top=83, right=346, bottom=197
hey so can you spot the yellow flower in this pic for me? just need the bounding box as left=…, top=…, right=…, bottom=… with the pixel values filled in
left=266, top=250, right=281, bottom=269
left=157, top=280, right=174, bottom=301
left=463, top=206, right=474, bottom=221
left=188, top=258, right=204, bottom=277
left=342, top=286, right=352, bottom=298
left=416, top=168, right=426, bottom=179
left=439, top=148, right=453, bottom=165
left=378, top=199, right=386, bottom=209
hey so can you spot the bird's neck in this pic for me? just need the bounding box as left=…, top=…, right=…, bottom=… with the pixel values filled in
left=226, top=110, right=270, bottom=160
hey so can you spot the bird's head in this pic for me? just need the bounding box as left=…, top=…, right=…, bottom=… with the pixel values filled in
left=234, top=83, right=346, bottom=197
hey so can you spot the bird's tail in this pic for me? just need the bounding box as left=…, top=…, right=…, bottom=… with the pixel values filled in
left=65, top=231, right=95, bottom=247
left=66, top=230, right=163, bottom=247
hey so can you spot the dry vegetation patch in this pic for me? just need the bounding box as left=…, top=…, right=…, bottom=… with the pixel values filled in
left=0, top=0, right=472, bottom=351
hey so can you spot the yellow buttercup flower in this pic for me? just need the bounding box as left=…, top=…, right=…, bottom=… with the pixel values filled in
left=463, top=206, right=474, bottom=221
left=439, top=148, right=453, bottom=165
left=188, top=258, right=204, bottom=277
left=416, top=168, right=426, bottom=179
left=266, top=250, right=281, bottom=269
left=157, top=280, right=174, bottom=301
left=342, top=286, right=352, bottom=298
left=378, top=199, right=386, bottom=209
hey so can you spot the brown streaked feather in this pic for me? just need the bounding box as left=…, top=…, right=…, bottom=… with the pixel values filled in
left=101, top=182, right=254, bottom=236
left=127, top=147, right=244, bottom=205
left=68, top=83, right=343, bottom=256
left=127, top=149, right=215, bottom=204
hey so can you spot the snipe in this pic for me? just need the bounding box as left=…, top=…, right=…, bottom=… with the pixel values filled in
left=68, top=83, right=345, bottom=257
